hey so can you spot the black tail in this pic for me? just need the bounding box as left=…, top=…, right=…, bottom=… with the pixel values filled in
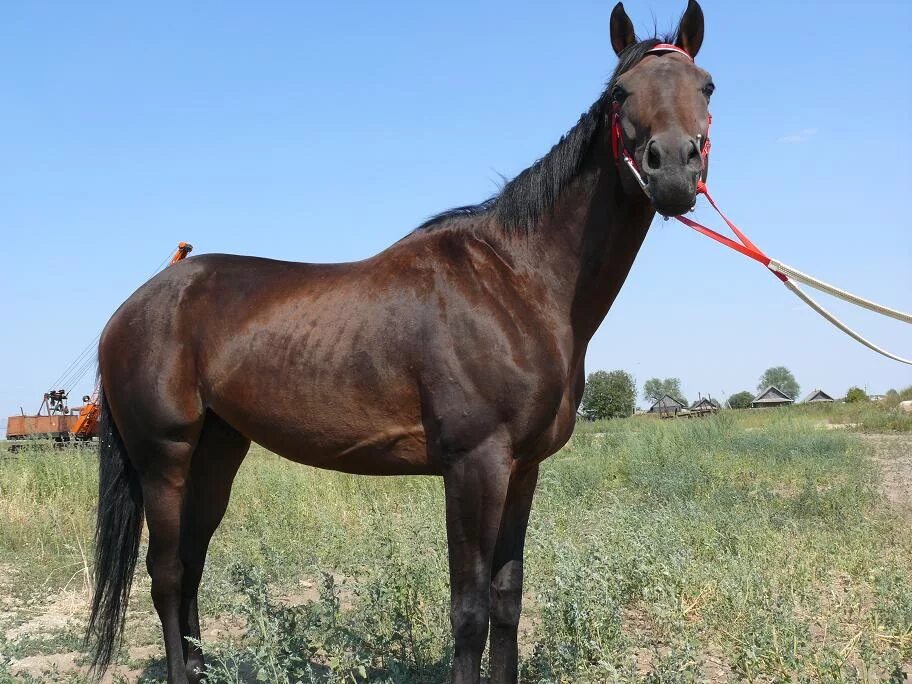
left=85, top=389, right=144, bottom=675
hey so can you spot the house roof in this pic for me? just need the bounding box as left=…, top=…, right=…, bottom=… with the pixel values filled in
left=691, top=397, right=720, bottom=409
left=650, top=394, right=685, bottom=410
left=752, top=386, right=794, bottom=404
left=802, top=389, right=835, bottom=403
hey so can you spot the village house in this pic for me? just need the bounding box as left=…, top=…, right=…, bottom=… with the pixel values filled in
left=802, top=389, right=835, bottom=404
left=751, top=386, right=794, bottom=409
left=691, top=397, right=720, bottom=412
left=649, top=394, right=686, bottom=417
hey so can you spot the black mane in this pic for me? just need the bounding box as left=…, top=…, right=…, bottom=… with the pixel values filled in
left=416, top=36, right=672, bottom=233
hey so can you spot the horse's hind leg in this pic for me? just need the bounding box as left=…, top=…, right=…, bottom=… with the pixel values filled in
left=179, top=412, right=249, bottom=683
left=136, top=437, right=200, bottom=684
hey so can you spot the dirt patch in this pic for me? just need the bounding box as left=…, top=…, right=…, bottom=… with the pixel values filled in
left=10, top=652, right=82, bottom=680
left=4, top=588, right=86, bottom=641
left=10, top=651, right=146, bottom=683
left=816, top=421, right=859, bottom=430
left=0, top=564, right=24, bottom=631
left=622, top=603, right=734, bottom=681
left=862, top=433, right=912, bottom=515
left=201, top=612, right=247, bottom=642
left=128, top=643, right=160, bottom=661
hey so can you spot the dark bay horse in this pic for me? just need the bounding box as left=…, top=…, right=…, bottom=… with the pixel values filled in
left=87, top=2, right=713, bottom=682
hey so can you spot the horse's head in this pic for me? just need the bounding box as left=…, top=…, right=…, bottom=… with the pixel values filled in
left=609, top=0, right=713, bottom=217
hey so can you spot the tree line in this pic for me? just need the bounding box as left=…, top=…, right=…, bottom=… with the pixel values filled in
left=577, top=365, right=871, bottom=420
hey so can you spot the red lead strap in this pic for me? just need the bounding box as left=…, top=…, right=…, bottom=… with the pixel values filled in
left=672, top=184, right=912, bottom=365
left=615, top=44, right=912, bottom=364
left=613, top=106, right=772, bottom=278
left=673, top=186, right=788, bottom=283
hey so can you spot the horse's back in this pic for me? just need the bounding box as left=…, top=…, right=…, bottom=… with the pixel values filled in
left=100, top=250, right=440, bottom=471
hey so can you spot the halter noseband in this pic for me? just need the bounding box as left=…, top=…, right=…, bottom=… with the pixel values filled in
left=610, top=43, right=712, bottom=202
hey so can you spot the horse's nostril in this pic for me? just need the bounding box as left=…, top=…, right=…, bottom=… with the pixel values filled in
left=646, top=141, right=661, bottom=170
left=687, top=140, right=700, bottom=163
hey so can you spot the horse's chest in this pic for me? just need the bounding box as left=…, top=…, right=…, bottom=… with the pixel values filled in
left=533, top=391, right=583, bottom=458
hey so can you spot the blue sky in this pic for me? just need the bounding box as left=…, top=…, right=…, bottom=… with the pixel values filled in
left=2, top=0, right=910, bottom=429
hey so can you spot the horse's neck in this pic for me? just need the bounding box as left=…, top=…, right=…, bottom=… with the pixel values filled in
left=509, top=158, right=655, bottom=350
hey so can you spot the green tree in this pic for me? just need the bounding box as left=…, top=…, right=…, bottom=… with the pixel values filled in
left=845, top=386, right=868, bottom=403
left=757, top=366, right=800, bottom=400
left=643, top=377, right=687, bottom=407
left=727, top=390, right=754, bottom=409
left=582, top=370, right=636, bottom=420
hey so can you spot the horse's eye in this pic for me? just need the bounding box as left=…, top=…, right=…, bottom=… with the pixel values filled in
left=702, top=83, right=715, bottom=99
left=611, top=87, right=629, bottom=104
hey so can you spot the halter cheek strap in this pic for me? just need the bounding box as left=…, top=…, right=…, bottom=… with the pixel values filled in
left=611, top=43, right=711, bottom=199
left=611, top=107, right=712, bottom=197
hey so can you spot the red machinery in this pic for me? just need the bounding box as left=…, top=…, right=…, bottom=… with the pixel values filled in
left=5, top=242, right=192, bottom=448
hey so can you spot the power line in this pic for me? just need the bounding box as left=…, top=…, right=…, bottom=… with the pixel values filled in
left=47, top=245, right=181, bottom=396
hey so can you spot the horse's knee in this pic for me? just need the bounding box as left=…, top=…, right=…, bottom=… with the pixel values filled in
left=490, top=584, right=522, bottom=629
left=451, top=600, right=489, bottom=650
left=147, top=554, right=184, bottom=609
left=490, top=561, right=523, bottom=628
left=178, top=547, right=206, bottom=599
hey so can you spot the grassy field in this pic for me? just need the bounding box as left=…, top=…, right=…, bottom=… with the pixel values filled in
left=1, top=403, right=911, bottom=682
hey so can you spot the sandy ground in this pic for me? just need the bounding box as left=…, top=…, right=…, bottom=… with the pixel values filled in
left=861, top=433, right=912, bottom=517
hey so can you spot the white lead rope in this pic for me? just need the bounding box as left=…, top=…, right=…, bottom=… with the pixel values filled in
left=779, top=277, right=912, bottom=366
left=768, top=259, right=912, bottom=325
left=617, top=142, right=912, bottom=365
left=765, top=257, right=912, bottom=365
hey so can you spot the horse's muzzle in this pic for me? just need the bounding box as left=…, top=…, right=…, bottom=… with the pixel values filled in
left=645, top=171, right=699, bottom=217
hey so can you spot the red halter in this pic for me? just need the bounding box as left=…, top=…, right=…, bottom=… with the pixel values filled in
left=610, top=43, right=712, bottom=196
left=645, top=43, right=693, bottom=59
left=609, top=47, right=780, bottom=279
left=610, top=47, right=912, bottom=366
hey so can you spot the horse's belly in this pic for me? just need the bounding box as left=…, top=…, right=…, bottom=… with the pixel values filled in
left=275, top=425, right=436, bottom=476
left=208, top=388, right=435, bottom=475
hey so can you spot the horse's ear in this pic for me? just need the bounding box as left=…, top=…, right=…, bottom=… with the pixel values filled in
left=674, top=0, right=705, bottom=58
left=610, top=3, right=637, bottom=57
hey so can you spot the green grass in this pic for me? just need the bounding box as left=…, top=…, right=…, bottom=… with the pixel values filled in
left=574, top=399, right=912, bottom=434
left=1, top=406, right=911, bottom=682
left=738, top=400, right=912, bottom=433
left=0, top=447, right=96, bottom=591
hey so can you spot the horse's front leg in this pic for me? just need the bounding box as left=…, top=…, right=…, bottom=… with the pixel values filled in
left=489, top=464, right=539, bottom=684
left=442, top=434, right=513, bottom=684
